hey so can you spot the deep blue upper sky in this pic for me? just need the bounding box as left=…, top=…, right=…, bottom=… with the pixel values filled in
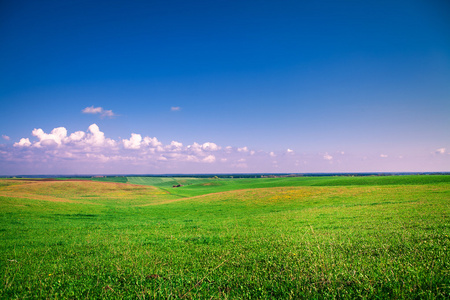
left=0, top=0, right=449, bottom=174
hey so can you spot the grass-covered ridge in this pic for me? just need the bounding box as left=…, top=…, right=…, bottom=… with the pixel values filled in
left=1, top=176, right=449, bottom=299
left=127, top=174, right=450, bottom=197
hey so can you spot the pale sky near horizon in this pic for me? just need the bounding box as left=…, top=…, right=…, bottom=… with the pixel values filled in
left=1, top=0, right=449, bottom=175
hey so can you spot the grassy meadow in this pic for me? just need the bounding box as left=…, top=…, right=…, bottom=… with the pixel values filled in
left=1, top=175, right=449, bottom=299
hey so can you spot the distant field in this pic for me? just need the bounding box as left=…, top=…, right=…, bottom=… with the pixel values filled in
left=127, top=174, right=450, bottom=197
left=1, top=175, right=449, bottom=299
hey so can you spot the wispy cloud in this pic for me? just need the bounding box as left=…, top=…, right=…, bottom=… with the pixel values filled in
left=2, top=135, right=10, bottom=141
left=82, top=106, right=116, bottom=118
left=435, top=148, right=446, bottom=155
left=171, top=106, right=181, bottom=111
left=238, top=147, right=249, bottom=153
left=323, top=153, right=333, bottom=160
left=82, top=106, right=102, bottom=114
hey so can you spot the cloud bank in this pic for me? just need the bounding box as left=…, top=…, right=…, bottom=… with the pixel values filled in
left=1, top=124, right=449, bottom=175
left=6, top=124, right=257, bottom=174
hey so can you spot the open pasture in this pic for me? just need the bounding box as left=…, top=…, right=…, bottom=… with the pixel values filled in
left=1, top=176, right=449, bottom=299
left=126, top=174, right=450, bottom=197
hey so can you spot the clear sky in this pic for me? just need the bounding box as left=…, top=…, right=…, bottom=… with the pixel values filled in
left=1, top=0, right=449, bottom=175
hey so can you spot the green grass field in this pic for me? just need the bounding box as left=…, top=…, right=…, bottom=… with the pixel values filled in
left=1, top=175, right=449, bottom=299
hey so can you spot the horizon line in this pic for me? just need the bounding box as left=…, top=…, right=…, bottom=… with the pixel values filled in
left=2, top=171, right=449, bottom=178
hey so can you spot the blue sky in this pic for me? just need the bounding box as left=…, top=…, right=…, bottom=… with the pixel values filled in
left=1, top=0, right=449, bottom=175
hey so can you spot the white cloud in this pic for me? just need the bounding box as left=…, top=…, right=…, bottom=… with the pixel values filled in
left=238, top=146, right=249, bottom=152
left=32, top=127, right=68, bottom=147
left=142, top=137, right=162, bottom=148
left=82, top=106, right=116, bottom=118
left=84, top=124, right=116, bottom=147
left=172, top=141, right=183, bottom=148
left=14, top=124, right=116, bottom=150
left=167, top=141, right=183, bottom=151
left=202, top=155, right=216, bottom=163
left=202, top=142, right=220, bottom=151
left=123, top=133, right=142, bottom=149
left=5, top=122, right=450, bottom=174
left=323, top=153, right=333, bottom=160
left=2, top=135, right=10, bottom=141
left=185, top=155, right=199, bottom=162
left=68, top=131, right=86, bottom=142
left=82, top=106, right=102, bottom=114
left=8, top=124, right=256, bottom=171
left=435, top=148, right=446, bottom=155
left=380, top=154, right=388, bottom=158
left=102, top=110, right=115, bottom=117
left=171, top=106, right=181, bottom=111
left=187, top=142, right=203, bottom=153
left=14, top=138, right=31, bottom=147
